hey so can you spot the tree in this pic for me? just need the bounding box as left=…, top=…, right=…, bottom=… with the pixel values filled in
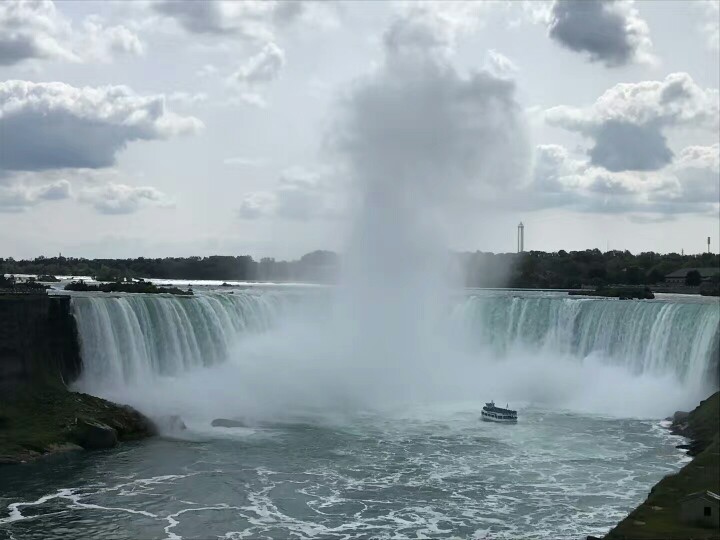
left=685, top=270, right=702, bottom=286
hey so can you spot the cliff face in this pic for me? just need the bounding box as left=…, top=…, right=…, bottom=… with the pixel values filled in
left=0, top=294, right=82, bottom=398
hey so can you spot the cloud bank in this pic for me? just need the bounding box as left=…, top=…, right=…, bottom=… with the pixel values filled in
left=0, top=80, right=202, bottom=171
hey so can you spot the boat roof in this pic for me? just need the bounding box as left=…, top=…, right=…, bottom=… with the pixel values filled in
left=483, top=402, right=517, bottom=414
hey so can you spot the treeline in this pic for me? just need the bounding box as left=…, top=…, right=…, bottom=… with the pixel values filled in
left=0, top=251, right=339, bottom=283
left=491, top=249, right=719, bottom=289
left=1, top=249, right=718, bottom=289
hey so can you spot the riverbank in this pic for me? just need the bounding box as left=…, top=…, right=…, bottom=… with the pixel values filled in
left=602, top=392, right=719, bottom=539
left=0, top=383, right=155, bottom=464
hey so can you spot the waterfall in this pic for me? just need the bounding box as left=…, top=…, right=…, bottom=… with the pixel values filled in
left=71, top=290, right=719, bottom=399
left=453, top=293, right=719, bottom=388
left=72, top=292, right=284, bottom=388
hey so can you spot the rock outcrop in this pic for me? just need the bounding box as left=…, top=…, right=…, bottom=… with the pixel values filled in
left=0, top=294, right=81, bottom=397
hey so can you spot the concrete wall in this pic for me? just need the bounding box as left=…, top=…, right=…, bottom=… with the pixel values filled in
left=680, top=497, right=720, bottom=528
left=0, top=294, right=82, bottom=399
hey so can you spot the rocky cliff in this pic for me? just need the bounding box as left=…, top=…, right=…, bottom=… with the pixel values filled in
left=0, top=294, right=82, bottom=397
left=0, top=293, right=154, bottom=464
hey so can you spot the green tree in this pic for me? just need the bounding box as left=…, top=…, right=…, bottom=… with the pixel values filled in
left=685, top=270, right=702, bottom=286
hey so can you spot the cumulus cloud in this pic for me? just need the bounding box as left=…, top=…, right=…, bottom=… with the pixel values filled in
left=79, top=183, right=174, bottom=215
left=548, top=0, right=654, bottom=67
left=0, top=80, right=203, bottom=171
left=238, top=167, right=341, bottom=220
left=0, top=179, right=71, bottom=213
left=0, top=1, right=144, bottom=65
left=483, top=49, right=519, bottom=78
left=515, top=143, right=720, bottom=219
left=153, top=0, right=303, bottom=42
left=230, top=42, right=285, bottom=86
left=546, top=73, right=719, bottom=172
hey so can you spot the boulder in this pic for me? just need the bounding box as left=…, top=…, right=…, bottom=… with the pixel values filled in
left=672, top=411, right=689, bottom=423
left=211, top=418, right=247, bottom=428
left=72, top=418, right=118, bottom=449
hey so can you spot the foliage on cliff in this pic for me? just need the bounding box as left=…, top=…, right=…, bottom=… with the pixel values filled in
left=0, top=384, right=155, bottom=464
left=64, top=280, right=193, bottom=296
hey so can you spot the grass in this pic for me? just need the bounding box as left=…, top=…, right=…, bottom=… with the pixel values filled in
left=0, top=384, right=154, bottom=464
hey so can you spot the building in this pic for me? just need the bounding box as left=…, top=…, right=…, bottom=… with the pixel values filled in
left=664, top=267, right=720, bottom=285
left=680, top=491, right=720, bottom=528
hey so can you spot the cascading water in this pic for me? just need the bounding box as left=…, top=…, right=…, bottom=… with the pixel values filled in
left=454, top=293, right=720, bottom=389
left=72, top=292, right=284, bottom=389
left=70, top=289, right=719, bottom=415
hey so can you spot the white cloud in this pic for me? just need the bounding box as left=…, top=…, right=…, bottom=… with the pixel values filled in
left=79, top=183, right=174, bottom=215
left=238, top=167, right=341, bottom=220
left=0, top=80, right=203, bottom=171
left=0, top=1, right=144, bottom=65
left=515, top=143, right=720, bottom=218
left=167, top=92, right=209, bottom=106
left=546, top=73, right=719, bottom=171
left=697, top=0, right=719, bottom=51
left=484, top=49, right=519, bottom=78
left=230, top=42, right=285, bottom=86
left=0, top=179, right=71, bottom=213
left=79, top=15, right=145, bottom=62
left=547, top=0, right=655, bottom=67
left=153, top=0, right=303, bottom=43
left=223, top=157, right=264, bottom=167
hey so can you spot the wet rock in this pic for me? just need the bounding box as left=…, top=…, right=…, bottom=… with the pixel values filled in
left=211, top=418, right=247, bottom=428
left=72, top=418, right=118, bottom=449
left=672, top=411, right=690, bottom=423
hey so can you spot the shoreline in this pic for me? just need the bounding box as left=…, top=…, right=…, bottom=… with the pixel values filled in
left=0, top=384, right=155, bottom=465
left=598, top=392, right=720, bottom=539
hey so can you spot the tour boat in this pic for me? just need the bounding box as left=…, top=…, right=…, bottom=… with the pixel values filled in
left=481, top=401, right=518, bottom=423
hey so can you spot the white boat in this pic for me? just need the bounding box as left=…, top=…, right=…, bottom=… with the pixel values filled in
left=481, top=401, right=517, bottom=423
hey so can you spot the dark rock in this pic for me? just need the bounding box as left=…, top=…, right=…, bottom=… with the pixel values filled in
left=72, top=418, right=118, bottom=449
left=211, top=418, right=247, bottom=428
left=672, top=411, right=690, bottom=423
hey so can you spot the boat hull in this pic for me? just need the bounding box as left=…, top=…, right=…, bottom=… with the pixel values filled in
left=480, top=415, right=517, bottom=424
left=481, top=412, right=517, bottom=423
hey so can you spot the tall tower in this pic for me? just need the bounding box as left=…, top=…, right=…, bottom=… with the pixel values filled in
left=708, top=237, right=712, bottom=254
left=517, top=222, right=525, bottom=253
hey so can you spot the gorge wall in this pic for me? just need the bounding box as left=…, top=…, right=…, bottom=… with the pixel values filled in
left=0, top=294, right=81, bottom=399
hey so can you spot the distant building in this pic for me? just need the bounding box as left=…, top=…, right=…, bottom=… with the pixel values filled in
left=664, top=267, right=720, bottom=285
left=680, top=491, right=720, bottom=528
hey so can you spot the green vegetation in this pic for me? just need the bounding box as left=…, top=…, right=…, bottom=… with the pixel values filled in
left=0, top=384, right=154, bottom=464
left=2, top=250, right=718, bottom=288
left=604, top=392, right=720, bottom=539
left=685, top=270, right=703, bottom=287
left=64, top=279, right=193, bottom=296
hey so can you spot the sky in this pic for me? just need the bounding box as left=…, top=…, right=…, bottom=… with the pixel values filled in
left=0, top=0, right=718, bottom=259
